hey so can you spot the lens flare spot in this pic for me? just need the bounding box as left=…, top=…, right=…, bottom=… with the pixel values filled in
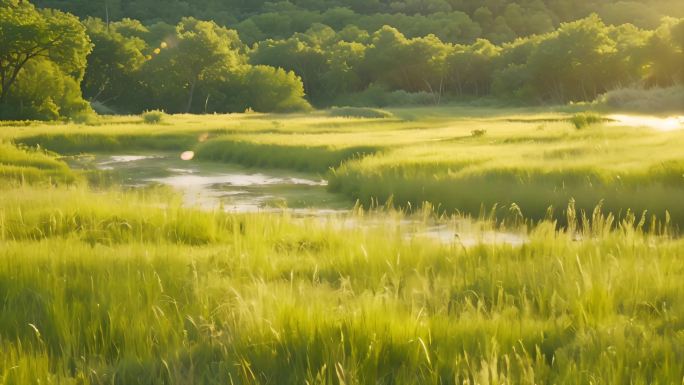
left=180, top=151, right=195, bottom=161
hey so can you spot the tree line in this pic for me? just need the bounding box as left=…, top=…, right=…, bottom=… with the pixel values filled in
left=1, top=0, right=683, bottom=120
left=33, top=0, right=684, bottom=44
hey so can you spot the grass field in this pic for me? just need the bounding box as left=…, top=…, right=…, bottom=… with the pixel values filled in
left=7, top=106, right=684, bottom=226
left=1, top=106, right=683, bottom=384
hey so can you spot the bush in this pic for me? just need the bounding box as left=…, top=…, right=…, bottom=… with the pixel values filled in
left=471, top=129, right=487, bottom=137
left=329, top=107, right=394, bottom=119
left=69, top=111, right=98, bottom=125
left=570, top=112, right=603, bottom=129
left=221, top=66, right=312, bottom=113
left=142, top=110, right=166, bottom=124
left=596, top=86, right=684, bottom=113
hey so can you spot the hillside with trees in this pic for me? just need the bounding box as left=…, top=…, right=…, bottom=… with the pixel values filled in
left=2, top=0, right=683, bottom=119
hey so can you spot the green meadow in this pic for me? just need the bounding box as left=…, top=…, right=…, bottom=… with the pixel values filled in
left=7, top=107, right=684, bottom=224
left=1, top=107, right=683, bottom=384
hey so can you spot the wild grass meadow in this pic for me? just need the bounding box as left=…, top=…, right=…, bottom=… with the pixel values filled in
left=0, top=107, right=683, bottom=384
left=2, top=0, right=684, bottom=382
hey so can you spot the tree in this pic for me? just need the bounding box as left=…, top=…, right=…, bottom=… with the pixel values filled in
left=524, top=15, right=617, bottom=102
left=0, top=0, right=91, bottom=110
left=231, top=65, right=312, bottom=112
left=160, top=17, right=243, bottom=113
left=363, top=26, right=451, bottom=95
left=81, top=17, right=147, bottom=109
left=447, top=38, right=500, bottom=96
left=644, top=18, right=684, bottom=86
left=251, top=36, right=328, bottom=100
left=320, top=40, right=367, bottom=99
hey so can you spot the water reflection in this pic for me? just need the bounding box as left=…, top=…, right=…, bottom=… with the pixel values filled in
left=93, top=153, right=346, bottom=213
left=88, top=153, right=526, bottom=246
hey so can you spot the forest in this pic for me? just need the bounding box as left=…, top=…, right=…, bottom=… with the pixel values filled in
left=1, top=0, right=683, bottom=119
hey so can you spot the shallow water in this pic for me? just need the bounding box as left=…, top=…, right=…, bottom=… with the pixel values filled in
left=608, top=114, right=684, bottom=131
left=83, top=153, right=526, bottom=246
left=88, top=153, right=349, bottom=213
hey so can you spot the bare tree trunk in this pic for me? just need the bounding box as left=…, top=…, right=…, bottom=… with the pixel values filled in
left=185, top=78, right=197, bottom=113
left=1, top=54, right=33, bottom=105
left=105, top=0, right=110, bottom=31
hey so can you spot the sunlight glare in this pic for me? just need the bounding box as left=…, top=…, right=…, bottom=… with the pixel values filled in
left=608, top=115, right=684, bottom=131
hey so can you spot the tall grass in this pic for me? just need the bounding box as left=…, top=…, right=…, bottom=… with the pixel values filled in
left=15, top=132, right=200, bottom=154
left=6, top=107, right=684, bottom=227
left=1, top=105, right=684, bottom=382
left=0, top=185, right=682, bottom=383
left=329, top=107, right=395, bottom=119
left=195, top=137, right=382, bottom=172
left=569, top=112, right=604, bottom=129
left=0, top=142, right=77, bottom=184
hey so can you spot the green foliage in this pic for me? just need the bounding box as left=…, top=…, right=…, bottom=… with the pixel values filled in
left=30, top=0, right=684, bottom=43
left=9, top=0, right=683, bottom=113
left=80, top=17, right=147, bottom=110
left=570, top=112, right=604, bottom=129
left=227, top=65, right=313, bottom=113
left=0, top=0, right=92, bottom=120
left=329, top=106, right=394, bottom=119
left=141, top=109, right=166, bottom=124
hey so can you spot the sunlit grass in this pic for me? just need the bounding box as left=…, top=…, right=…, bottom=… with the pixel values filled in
left=5, top=106, right=684, bottom=225
left=1, top=115, right=684, bottom=383
left=0, top=141, right=78, bottom=184
left=0, top=184, right=682, bottom=384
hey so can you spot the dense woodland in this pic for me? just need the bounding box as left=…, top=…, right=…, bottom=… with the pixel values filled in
left=1, top=0, right=683, bottom=119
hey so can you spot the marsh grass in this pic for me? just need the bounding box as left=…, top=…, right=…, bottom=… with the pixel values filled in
left=195, top=138, right=383, bottom=172
left=0, top=142, right=78, bottom=184
left=1, top=122, right=683, bottom=382
left=5, top=107, right=684, bottom=229
left=5, top=107, right=684, bottom=227
left=15, top=132, right=200, bottom=154
left=569, top=112, right=604, bottom=129
left=329, top=107, right=395, bottom=119
left=0, top=185, right=682, bottom=384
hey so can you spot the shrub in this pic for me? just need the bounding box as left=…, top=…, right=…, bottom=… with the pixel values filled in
left=570, top=112, right=603, bottom=129
left=471, top=129, right=487, bottom=137
left=142, top=110, right=166, bottom=124
left=329, top=107, right=394, bottom=119
left=223, top=66, right=312, bottom=113
left=596, top=86, right=684, bottom=113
